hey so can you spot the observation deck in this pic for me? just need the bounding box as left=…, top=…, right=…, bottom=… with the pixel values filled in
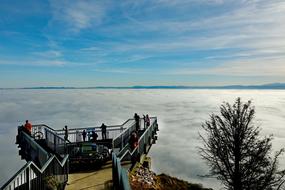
left=1, top=117, right=159, bottom=190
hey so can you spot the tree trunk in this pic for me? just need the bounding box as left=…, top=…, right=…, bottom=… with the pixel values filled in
left=234, top=132, right=242, bottom=190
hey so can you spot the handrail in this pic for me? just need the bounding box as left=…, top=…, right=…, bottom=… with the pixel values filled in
left=3, top=117, right=157, bottom=190
left=33, top=119, right=131, bottom=133
left=19, top=131, right=50, bottom=167
left=54, top=124, right=123, bottom=132
left=45, top=128, right=67, bottom=157
left=33, top=121, right=130, bottom=143
left=112, top=119, right=136, bottom=151
left=31, top=154, right=69, bottom=173
left=2, top=125, right=70, bottom=190
left=112, top=119, right=134, bottom=140
left=112, top=153, right=131, bottom=190
left=0, top=162, right=31, bottom=190
left=111, top=117, right=157, bottom=190
left=113, top=117, right=156, bottom=144
left=118, top=117, right=157, bottom=161
left=54, top=118, right=134, bottom=132
left=22, top=131, right=49, bottom=157
left=1, top=154, right=69, bottom=190
left=32, top=124, right=53, bottom=130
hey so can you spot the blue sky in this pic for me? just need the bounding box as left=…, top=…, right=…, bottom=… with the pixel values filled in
left=0, top=0, right=285, bottom=87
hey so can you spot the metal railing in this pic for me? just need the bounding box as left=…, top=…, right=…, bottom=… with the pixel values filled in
left=55, top=125, right=125, bottom=143
left=1, top=154, right=69, bottom=190
left=112, top=153, right=131, bottom=190
left=1, top=126, right=69, bottom=190
left=112, top=119, right=136, bottom=154
left=17, top=130, right=50, bottom=167
left=111, top=117, right=158, bottom=190
left=32, top=122, right=128, bottom=144
left=118, top=117, right=158, bottom=162
left=31, top=124, right=67, bottom=157
left=2, top=117, right=157, bottom=190
left=45, top=128, right=67, bottom=156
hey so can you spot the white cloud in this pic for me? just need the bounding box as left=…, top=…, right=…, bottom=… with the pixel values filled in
left=169, top=56, right=285, bottom=77
left=80, top=46, right=102, bottom=52
left=93, top=67, right=148, bottom=74
left=1, top=90, right=285, bottom=188
left=81, top=0, right=285, bottom=50
left=49, top=0, right=111, bottom=32
left=82, top=0, right=285, bottom=77
left=13, top=0, right=284, bottom=79
left=32, top=50, right=62, bottom=58
left=0, top=58, right=67, bottom=66
left=215, top=58, right=285, bottom=77
left=0, top=49, right=68, bottom=66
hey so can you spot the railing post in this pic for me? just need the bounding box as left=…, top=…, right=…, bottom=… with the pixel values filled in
left=121, top=134, right=123, bottom=150
left=54, top=132, right=56, bottom=152
left=128, top=129, right=130, bottom=141
left=26, top=166, right=31, bottom=190
left=45, top=129, right=48, bottom=146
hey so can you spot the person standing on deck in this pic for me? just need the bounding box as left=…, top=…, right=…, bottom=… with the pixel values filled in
left=129, top=132, right=139, bottom=150
left=24, top=120, right=32, bottom=136
left=143, top=115, right=146, bottom=129
left=146, top=114, right=150, bottom=127
left=101, top=123, right=107, bottom=140
left=134, top=113, right=140, bottom=131
left=82, top=130, right=87, bottom=142
left=92, top=130, right=98, bottom=142
left=87, top=131, right=91, bottom=141
left=64, top=125, right=68, bottom=141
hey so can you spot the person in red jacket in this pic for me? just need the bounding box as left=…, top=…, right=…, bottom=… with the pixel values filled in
left=24, top=120, right=32, bottom=135
left=129, top=132, right=139, bottom=150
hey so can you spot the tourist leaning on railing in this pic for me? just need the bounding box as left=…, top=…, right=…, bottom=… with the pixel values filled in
left=129, top=131, right=139, bottom=150
left=24, top=120, right=32, bottom=136
left=134, top=113, right=140, bottom=131
left=101, top=123, right=107, bottom=140
left=63, top=125, right=68, bottom=141
left=82, top=129, right=87, bottom=142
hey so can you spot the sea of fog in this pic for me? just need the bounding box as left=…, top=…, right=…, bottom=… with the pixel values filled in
left=0, top=89, right=285, bottom=189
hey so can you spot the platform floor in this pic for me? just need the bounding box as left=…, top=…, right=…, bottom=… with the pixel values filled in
left=66, top=162, right=113, bottom=190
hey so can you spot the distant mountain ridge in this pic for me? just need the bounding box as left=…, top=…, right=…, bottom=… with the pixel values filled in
left=1, top=83, right=285, bottom=90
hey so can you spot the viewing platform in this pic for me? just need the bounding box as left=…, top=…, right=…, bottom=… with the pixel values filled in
left=1, top=117, right=159, bottom=190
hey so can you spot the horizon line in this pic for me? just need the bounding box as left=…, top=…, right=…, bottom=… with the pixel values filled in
left=1, top=83, right=285, bottom=90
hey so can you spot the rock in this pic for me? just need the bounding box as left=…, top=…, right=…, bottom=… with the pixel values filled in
left=130, top=165, right=213, bottom=190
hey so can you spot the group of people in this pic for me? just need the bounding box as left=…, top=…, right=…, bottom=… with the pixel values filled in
left=23, top=114, right=150, bottom=147
left=21, top=120, right=108, bottom=143
left=81, top=123, right=107, bottom=142
left=130, top=113, right=151, bottom=150
left=81, top=129, right=98, bottom=142
left=134, top=113, right=151, bottom=131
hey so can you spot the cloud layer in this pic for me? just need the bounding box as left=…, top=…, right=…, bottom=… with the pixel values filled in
left=0, top=89, right=285, bottom=189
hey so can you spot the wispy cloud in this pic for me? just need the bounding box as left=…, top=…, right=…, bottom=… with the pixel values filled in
left=169, top=56, right=285, bottom=77
left=37, top=0, right=285, bottom=72
left=32, top=50, right=62, bottom=58
left=1, top=0, right=285, bottom=85
left=0, top=57, right=67, bottom=66
left=49, top=0, right=111, bottom=33
left=77, top=0, right=285, bottom=77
